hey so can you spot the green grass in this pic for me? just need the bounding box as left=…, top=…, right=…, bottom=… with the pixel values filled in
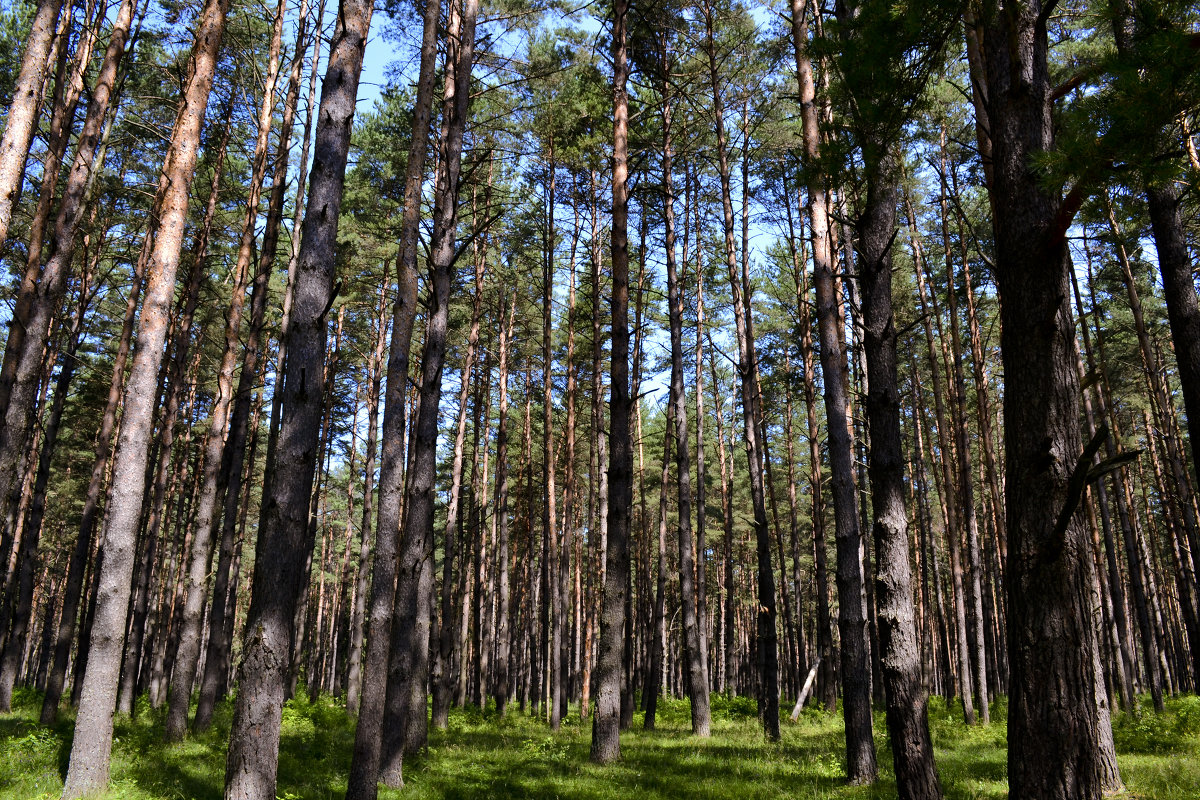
left=2, top=688, right=1198, bottom=799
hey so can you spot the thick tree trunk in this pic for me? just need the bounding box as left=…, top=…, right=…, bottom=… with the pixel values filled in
left=221, top=0, right=370, bottom=795
left=61, top=0, right=228, bottom=792
left=980, top=1, right=1110, bottom=793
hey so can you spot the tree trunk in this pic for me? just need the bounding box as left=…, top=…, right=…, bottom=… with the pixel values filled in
left=590, top=0, right=630, bottom=761
left=704, top=0, right=777, bottom=739
left=342, top=0, right=437, bottom=791
left=378, top=0, right=478, bottom=781
left=938, top=147, right=989, bottom=724
left=856, top=150, right=942, bottom=798
left=489, top=299, right=515, bottom=716
left=0, top=0, right=132, bottom=613
left=0, top=261, right=91, bottom=711
left=788, top=0, right=875, bottom=778
left=195, top=0, right=307, bottom=732
left=643, top=417, right=670, bottom=730
left=166, top=0, right=287, bottom=742
left=659, top=47, right=710, bottom=735
left=61, top=0, right=228, bottom=792
left=979, top=1, right=1111, bottom=793
left=221, top=0, right=370, bottom=794
left=0, top=0, right=64, bottom=252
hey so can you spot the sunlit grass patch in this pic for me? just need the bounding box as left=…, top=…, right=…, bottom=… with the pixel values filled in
left=1, top=687, right=1198, bottom=798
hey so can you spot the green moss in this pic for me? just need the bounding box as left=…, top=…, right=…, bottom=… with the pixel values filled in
left=2, top=688, right=1198, bottom=799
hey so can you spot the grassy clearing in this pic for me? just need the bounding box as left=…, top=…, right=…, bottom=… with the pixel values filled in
left=2, top=688, right=1197, bottom=799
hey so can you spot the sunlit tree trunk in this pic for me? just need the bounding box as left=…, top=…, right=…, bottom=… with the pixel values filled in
left=61, top=0, right=228, bottom=792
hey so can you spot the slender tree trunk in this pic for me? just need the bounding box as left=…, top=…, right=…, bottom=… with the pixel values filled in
left=0, top=262, right=91, bottom=711
left=938, top=150, right=989, bottom=724
left=590, top=0, right=630, bottom=761
left=0, top=0, right=133, bottom=618
left=378, top=0, right=478, bottom=780
left=0, top=0, right=64, bottom=252
left=789, top=0, right=874, bottom=777
left=490, top=300, right=515, bottom=716
left=166, top=0, right=287, bottom=741
left=61, top=0, right=228, bottom=792
left=221, top=0, right=370, bottom=794
left=195, top=0, right=308, bottom=732
left=704, top=0, right=777, bottom=739
left=643, top=416, right=670, bottom=730
left=903, top=188, right=974, bottom=720
left=346, top=264, right=389, bottom=715
left=343, top=0, right=438, bottom=791
left=657, top=48, right=710, bottom=735
left=856, top=150, right=942, bottom=798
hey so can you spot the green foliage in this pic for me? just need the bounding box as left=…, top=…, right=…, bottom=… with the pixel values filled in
left=1113, top=695, right=1200, bottom=754
left=3, top=689, right=1200, bottom=798
left=0, top=0, right=32, bottom=107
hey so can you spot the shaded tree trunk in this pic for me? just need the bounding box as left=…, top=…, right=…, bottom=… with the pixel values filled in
left=856, top=150, right=942, bottom=799
left=979, top=1, right=1111, bottom=793
left=590, top=0, right=630, bottom=761
left=221, top=0, right=371, bottom=794
left=789, top=0, right=875, bottom=778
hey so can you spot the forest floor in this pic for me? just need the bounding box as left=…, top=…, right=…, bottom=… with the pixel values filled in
left=2, top=688, right=1199, bottom=799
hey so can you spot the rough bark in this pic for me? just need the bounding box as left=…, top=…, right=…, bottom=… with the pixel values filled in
left=590, top=0, right=630, bottom=761
left=221, top=0, right=370, bottom=794
left=61, top=0, right=228, bottom=792
left=856, top=152, right=942, bottom=799
left=980, top=0, right=1110, bottom=794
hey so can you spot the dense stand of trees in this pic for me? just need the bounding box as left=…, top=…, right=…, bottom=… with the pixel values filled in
left=0, top=0, right=1196, bottom=797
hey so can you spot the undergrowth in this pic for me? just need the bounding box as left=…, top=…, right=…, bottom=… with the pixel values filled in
left=1, top=687, right=1197, bottom=799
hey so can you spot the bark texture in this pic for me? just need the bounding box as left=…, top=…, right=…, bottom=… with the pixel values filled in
left=980, top=1, right=1110, bottom=795
left=222, top=0, right=371, bottom=794
left=61, top=0, right=228, bottom=793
